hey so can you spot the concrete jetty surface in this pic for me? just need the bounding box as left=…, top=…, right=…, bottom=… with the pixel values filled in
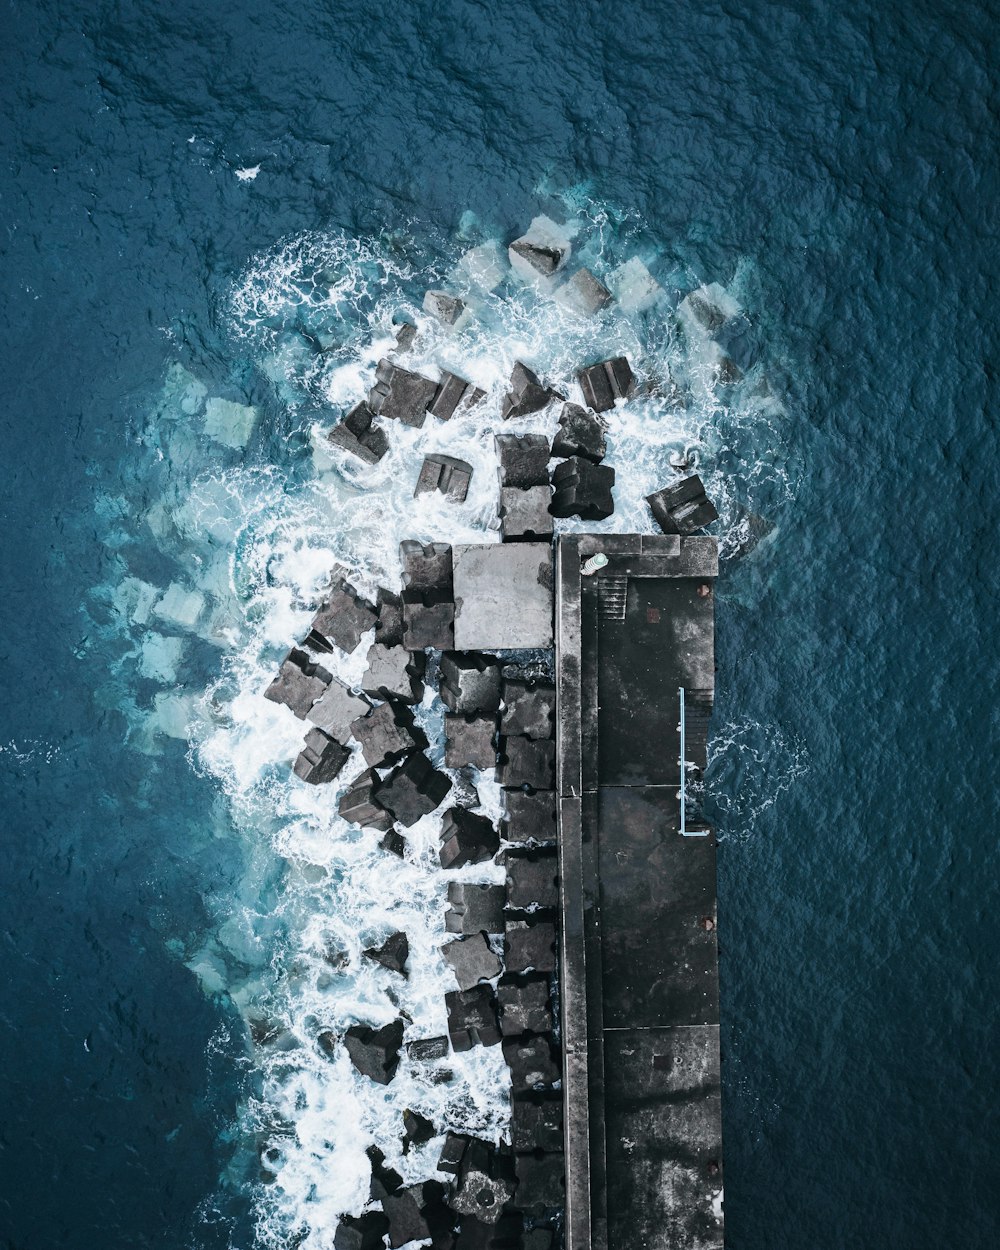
left=556, top=534, right=724, bottom=1250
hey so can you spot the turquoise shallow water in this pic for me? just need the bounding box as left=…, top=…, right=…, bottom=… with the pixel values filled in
left=1, top=2, right=998, bottom=1248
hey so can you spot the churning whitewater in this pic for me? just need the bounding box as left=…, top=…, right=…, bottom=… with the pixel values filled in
left=87, top=205, right=797, bottom=1248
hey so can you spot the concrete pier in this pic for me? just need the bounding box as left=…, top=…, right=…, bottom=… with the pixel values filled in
left=556, top=534, right=724, bottom=1250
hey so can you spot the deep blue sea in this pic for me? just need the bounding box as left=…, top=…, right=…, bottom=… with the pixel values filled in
left=2, top=2, right=998, bottom=1248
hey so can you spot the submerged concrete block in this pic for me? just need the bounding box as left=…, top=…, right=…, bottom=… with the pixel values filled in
left=414, top=453, right=474, bottom=502
left=450, top=1140, right=517, bottom=1224
left=606, top=256, right=663, bottom=313
left=375, top=753, right=453, bottom=826
left=439, top=652, right=502, bottom=714
left=439, top=807, right=500, bottom=869
left=292, top=727, right=351, bottom=784
left=555, top=267, right=613, bottom=316
left=343, top=1019, right=405, bottom=1084
left=498, top=977, right=553, bottom=1036
left=498, top=487, right=553, bottom=542
left=400, top=540, right=453, bottom=603
left=423, top=289, right=465, bottom=325
left=428, top=370, right=485, bottom=421
left=445, top=713, right=497, bottom=770
left=362, top=930, right=409, bottom=977
left=552, top=402, right=606, bottom=464
left=500, top=791, right=557, bottom=845
left=361, top=642, right=426, bottom=703
left=497, top=737, right=556, bottom=792
left=550, top=456, right=615, bottom=522
left=264, top=647, right=333, bottom=718
left=646, top=473, right=719, bottom=535
left=504, top=850, right=559, bottom=910
left=494, top=433, right=551, bottom=487
left=504, top=920, right=557, bottom=974
left=403, top=600, right=455, bottom=650
left=500, top=362, right=558, bottom=421
left=510, top=1097, right=562, bottom=1152
left=327, top=400, right=390, bottom=465
left=442, top=933, right=503, bottom=990
left=577, top=356, right=635, bottom=411
left=306, top=679, right=372, bottom=740
left=339, top=767, right=395, bottom=832
left=500, top=679, right=555, bottom=740
left=446, top=984, right=502, bottom=1051
left=446, top=882, right=506, bottom=935
left=503, top=1035, right=559, bottom=1093
left=508, top=215, right=572, bottom=280
left=369, top=359, right=438, bottom=427
left=307, top=580, right=379, bottom=654
left=452, top=544, right=553, bottom=650
left=351, top=700, right=427, bottom=769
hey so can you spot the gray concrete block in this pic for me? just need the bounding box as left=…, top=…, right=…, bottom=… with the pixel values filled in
left=450, top=1140, right=516, bottom=1224
left=423, top=289, right=465, bottom=325
left=453, top=544, right=553, bottom=650
left=414, top=453, right=474, bottom=502
left=552, top=401, right=606, bottom=463
left=375, top=753, right=452, bottom=827
left=446, top=984, right=502, bottom=1050
left=510, top=1097, right=562, bottom=1152
left=440, top=652, right=502, bottom=714
left=343, top=1019, right=404, bottom=1084
left=264, top=647, right=332, bottom=718
left=406, top=1035, right=450, bottom=1062
left=403, top=600, right=455, bottom=650
left=292, top=727, right=351, bottom=784
left=550, top=456, right=615, bottom=521
left=382, top=1185, right=431, bottom=1249
left=513, top=1151, right=564, bottom=1213
left=508, top=216, right=571, bottom=279
left=446, top=882, right=506, bottom=935
left=333, top=1211, right=390, bottom=1250
left=306, top=679, right=372, bottom=739
left=428, top=370, right=485, bottom=420
left=500, top=679, right=555, bottom=740
left=445, top=713, right=497, bottom=770
left=392, top=321, right=417, bottom=353
left=327, top=400, right=390, bottom=465
left=646, top=473, right=719, bottom=535
left=442, top=933, right=503, bottom=990
left=500, top=362, right=559, bottom=420
left=306, top=579, right=379, bottom=653
left=498, top=487, right=553, bottom=542
left=362, top=930, right=409, bottom=976
left=500, top=791, right=557, bottom=845
left=504, top=920, right=557, bottom=974
left=369, top=359, right=439, bottom=427
left=439, top=807, right=500, bottom=869
left=494, top=433, right=551, bottom=487
left=503, top=1035, right=559, bottom=1093
left=556, top=267, right=612, bottom=315
left=454, top=1212, right=524, bottom=1249
left=351, top=700, right=427, bottom=769
left=338, top=768, right=395, bottom=832
left=438, top=1131, right=470, bottom=1175
left=361, top=642, right=426, bottom=703
left=400, top=540, right=453, bottom=603
left=503, top=850, right=559, bottom=910
left=497, top=737, right=555, bottom=792
left=374, top=588, right=405, bottom=647
left=498, top=977, right=553, bottom=1036
left=577, top=356, right=635, bottom=411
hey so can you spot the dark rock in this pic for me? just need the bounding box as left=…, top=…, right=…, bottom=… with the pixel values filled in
left=556, top=267, right=613, bottom=315
left=351, top=700, right=428, bottom=769
left=380, top=828, right=407, bottom=858
left=375, top=753, right=453, bottom=826
left=361, top=642, right=426, bottom=703
left=423, top=290, right=465, bottom=325
left=383, top=1184, right=431, bottom=1247
left=504, top=921, right=557, bottom=974
left=343, top=1019, right=405, bottom=1084
left=444, top=714, right=497, bottom=770
left=577, top=356, right=635, bottom=412
left=442, top=933, right=503, bottom=991
left=513, top=1152, right=564, bottom=1213
left=497, top=738, right=555, bottom=792
left=306, top=679, right=372, bottom=739
left=550, top=455, right=615, bottom=522
left=446, top=882, right=506, bottom=936
left=369, top=359, right=439, bottom=428
left=439, top=807, right=500, bottom=869
left=428, top=371, right=485, bottom=421
left=450, top=1140, right=517, bottom=1224
left=499, top=680, right=554, bottom=740
left=367, top=1144, right=404, bottom=1197
left=498, top=977, right=553, bottom=1037
left=500, top=362, right=558, bottom=421
left=646, top=473, right=719, bottom=534
left=393, top=321, right=418, bottom=353
left=500, top=791, right=557, bottom=845
left=494, top=433, right=551, bottom=488
left=502, top=1035, right=559, bottom=1093
left=446, top=984, right=502, bottom=1050
left=402, top=1109, right=437, bottom=1152
left=375, top=588, right=405, bottom=647
left=363, top=931, right=409, bottom=977
left=334, top=1211, right=390, bottom=1250
left=452, top=544, right=554, bottom=651
left=400, top=540, right=453, bottom=604
left=339, top=768, right=395, bottom=832
left=327, top=400, right=390, bottom=465
left=293, top=727, right=351, bottom=784
left=552, top=402, right=606, bottom=463
left=264, top=647, right=332, bottom=718
left=438, top=1131, right=470, bottom=1176
left=510, top=1098, right=562, bottom=1153
left=415, top=454, right=474, bottom=503
left=508, top=221, right=570, bottom=277
left=498, top=487, right=553, bottom=542
left=407, top=1035, right=450, bottom=1062
left=454, top=1212, right=523, bottom=1250
left=403, top=600, right=455, bottom=650
left=439, top=653, right=502, bottom=714
left=503, top=850, right=559, bottom=911
left=307, top=580, right=379, bottom=654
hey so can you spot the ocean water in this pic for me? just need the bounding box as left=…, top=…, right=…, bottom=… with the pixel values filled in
left=1, top=3, right=998, bottom=1249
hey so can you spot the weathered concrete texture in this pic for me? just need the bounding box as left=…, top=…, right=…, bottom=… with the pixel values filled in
left=439, top=807, right=500, bottom=869
left=556, top=268, right=613, bottom=316
left=343, top=1019, right=404, bottom=1084
left=307, top=579, right=379, bottom=654
left=441, top=932, right=503, bottom=990
left=500, top=362, right=559, bottom=421
left=577, top=356, right=635, bottom=412
left=351, top=700, right=427, bottom=769
left=382, top=1185, right=431, bottom=1248
left=339, top=767, right=394, bottom=832
left=415, top=453, right=474, bottom=502
left=361, top=642, right=426, bottom=703
left=446, top=984, right=502, bottom=1050
left=423, top=289, right=465, bottom=325
left=550, top=456, right=615, bottom=522
left=498, top=736, right=556, bottom=791
left=504, top=1035, right=559, bottom=1093
left=450, top=1140, right=517, bottom=1225
left=500, top=679, right=555, bottom=740
left=446, top=882, right=506, bottom=935
left=292, top=727, right=350, bottom=784
left=504, top=850, right=559, bottom=910
left=407, top=1035, right=450, bottom=1062
left=510, top=1096, right=563, bottom=1151
left=453, top=543, right=553, bottom=650
left=552, top=402, right=607, bottom=464
left=505, top=919, right=557, bottom=974
left=306, top=678, right=371, bottom=739
left=499, top=486, right=553, bottom=542
left=445, top=713, right=497, bottom=770
left=392, top=321, right=417, bottom=353
left=369, top=359, right=438, bottom=427
left=646, top=473, right=719, bottom=535
left=375, top=588, right=405, bottom=647
left=495, top=433, right=552, bottom=487
left=501, top=791, right=558, bottom=845
left=440, top=652, right=502, bottom=714
left=514, top=1152, right=565, bottom=1214
left=264, top=647, right=332, bottom=718
left=499, top=976, right=553, bottom=1036
left=403, top=601, right=455, bottom=651
left=400, top=540, right=453, bottom=603
left=363, top=930, right=409, bottom=977
left=374, top=752, right=452, bottom=826
left=327, top=400, right=390, bottom=465
left=334, top=1211, right=389, bottom=1250
left=429, top=370, right=485, bottom=420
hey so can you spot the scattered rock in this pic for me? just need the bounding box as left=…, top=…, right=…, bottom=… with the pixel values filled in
left=380, top=828, right=407, bottom=858
left=555, top=267, right=612, bottom=316
left=361, top=642, right=426, bottom=703
left=438, top=1131, right=471, bottom=1176
left=444, top=713, right=497, bottom=770
left=406, top=1035, right=450, bottom=1062
left=455, top=1212, right=524, bottom=1249
left=343, top=1019, right=405, bottom=1084
left=446, top=984, right=502, bottom=1051
left=327, top=400, right=390, bottom=465
left=498, top=487, right=553, bottom=542
left=415, top=454, right=474, bottom=503
left=497, top=737, right=555, bottom=791
left=375, top=752, right=453, bottom=826
left=439, top=807, right=500, bottom=869
left=392, top=321, right=417, bottom=353
left=293, top=727, right=351, bottom=784
left=428, top=371, right=485, bottom=421
left=306, top=579, right=379, bottom=654
left=551, top=402, right=606, bottom=463
left=351, top=700, right=428, bottom=769
left=499, top=679, right=555, bottom=740
left=498, top=977, right=553, bottom=1036
left=494, top=433, right=551, bottom=487
left=499, top=362, right=559, bottom=421
left=508, top=216, right=572, bottom=281
left=446, top=882, right=506, bottom=936
left=442, top=933, right=503, bottom=991
left=439, top=652, right=502, bottom=714
left=550, top=456, right=615, bottom=522
left=367, top=1143, right=404, bottom=1197
left=402, top=1109, right=437, bottom=1152
left=606, top=256, right=662, bottom=313
left=577, top=356, right=635, bottom=411
left=339, top=767, right=395, bottom=832
left=504, top=920, right=557, bottom=974
left=362, top=931, right=410, bottom=977
left=264, top=647, right=332, bottom=718
left=369, top=359, right=439, bottom=427
left=646, top=473, right=719, bottom=534
left=423, top=290, right=466, bottom=325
